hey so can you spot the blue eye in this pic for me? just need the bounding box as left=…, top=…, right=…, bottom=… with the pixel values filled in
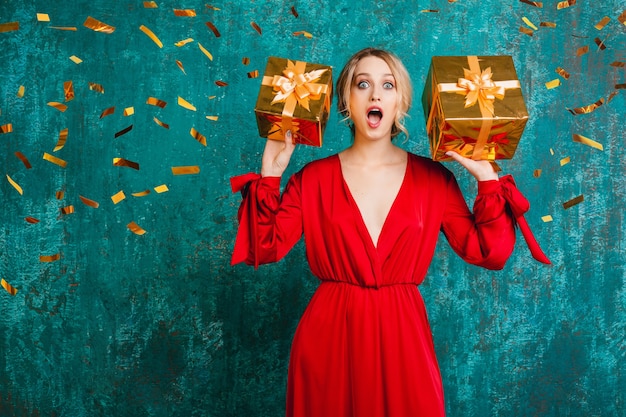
left=357, top=80, right=369, bottom=89
left=383, top=82, right=394, bottom=89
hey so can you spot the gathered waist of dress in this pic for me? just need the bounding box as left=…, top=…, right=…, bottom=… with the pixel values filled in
left=318, top=279, right=418, bottom=290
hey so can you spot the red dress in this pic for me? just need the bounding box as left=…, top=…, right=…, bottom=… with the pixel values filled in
left=231, top=153, right=516, bottom=417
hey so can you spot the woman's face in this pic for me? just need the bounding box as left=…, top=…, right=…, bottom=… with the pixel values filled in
left=348, top=55, right=398, bottom=142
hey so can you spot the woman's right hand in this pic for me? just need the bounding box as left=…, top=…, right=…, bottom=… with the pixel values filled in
left=261, top=130, right=296, bottom=177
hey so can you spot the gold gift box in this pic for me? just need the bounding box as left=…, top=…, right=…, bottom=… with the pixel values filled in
left=422, top=55, right=529, bottom=161
left=255, top=57, right=332, bottom=147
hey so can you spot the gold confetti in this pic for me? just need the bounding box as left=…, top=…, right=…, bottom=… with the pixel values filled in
left=83, top=16, right=115, bottom=33
left=178, top=96, right=196, bottom=111
left=560, top=156, right=571, bottom=166
left=576, top=46, right=589, bottom=57
left=190, top=127, right=207, bottom=146
left=63, top=81, right=74, bottom=102
left=242, top=57, right=250, bottom=65
left=215, top=80, right=228, bottom=87
left=139, top=24, right=163, bottom=48
left=132, top=190, right=150, bottom=197
left=111, top=190, right=126, bottom=204
left=421, top=9, right=439, bottom=13
left=0, top=22, right=19, bottom=33
left=618, top=10, right=626, bottom=26
left=48, top=102, right=68, bottom=112
left=1, top=278, right=17, bottom=296
left=25, top=217, right=39, bottom=224
left=567, top=97, right=605, bottom=115
left=60, top=205, right=74, bottom=215
left=251, top=21, right=262, bottom=35
left=40, top=253, right=61, bottom=262
left=69, top=55, right=82, bottom=64
left=6, top=175, right=23, bottom=195
left=153, top=117, right=169, bottom=129
left=540, top=21, right=556, bottom=28
left=545, top=79, right=561, bottom=89
left=541, top=215, right=553, bottom=222
left=556, top=67, right=570, bottom=79
left=206, top=115, right=219, bottom=121
left=49, top=26, right=77, bottom=31
left=291, top=6, right=299, bottom=17
left=56, top=190, right=64, bottom=199
left=100, top=106, right=115, bottom=119
left=124, top=107, right=135, bottom=116
left=533, top=169, right=542, bottom=178
left=572, top=134, right=603, bottom=151
left=15, top=152, right=31, bottom=169
left=176, top=60, right=186, bottom=74
left=17, top=85, right=25, bottom=97
left=174, top=9, right=196, bottom=16
left=247, top=70, right=259, bottom=78
left=594, top=37, right=606, bottom=50
left=79, top=195, right=99, bottom=208
left=172, top=166, right=200, bottom=175
left=563, top=195, right=584, bottom=209
left=519, top=26, right=534, bottom=36
left=1, top=124, right=12, bottom=133
left=206, top=4, right=220, bottom=10
left=522, top=17, right=538, bottom=30
left=127, top=221, right=147, bottom=235
left=206, top=21, right=221, bottom=37
left=550, top=148, right=554, bottom=155
left=144, top=1, right=158, bottom=8
left=113, top=158, right=139, bottom=170
left=616, top=83, right=626, bottom=90
left=520, top=0, right=543, bottom=7
left=115, top=125, right=133, bottom=138
left=54, top=128, right=68, bottom=152
left=594, top=16, right=611, bottom=30
left=556, top=0, right=576, bottom=9
left=175, top=38, right=194, bottom=47
left=208, top=95, right=216, bottom=100
left=37, top=13, right=50, bottom=22
left=43, top=152, right=67, bottom=168
left=154, top=184, right=169, bottom=193
left=146, top=97, right=167, bottom=108
left=198, top=42, right=213, bottom=60
left=293, top=31, right=313, bottom=38
left=88, top=82, right=104, bottom=93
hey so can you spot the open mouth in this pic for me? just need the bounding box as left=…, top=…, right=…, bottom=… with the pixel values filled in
left=367, top=107, right=383, bottom=127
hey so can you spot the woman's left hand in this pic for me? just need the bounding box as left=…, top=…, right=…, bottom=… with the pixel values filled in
left=445, top=151, right=499, bottom=182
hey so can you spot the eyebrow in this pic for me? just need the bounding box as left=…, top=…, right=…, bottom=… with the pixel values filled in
left=355, top=72, right=394, bottom=78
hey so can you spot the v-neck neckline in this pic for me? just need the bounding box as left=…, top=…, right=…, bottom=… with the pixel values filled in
left=336, top=153, right=410, bottom=250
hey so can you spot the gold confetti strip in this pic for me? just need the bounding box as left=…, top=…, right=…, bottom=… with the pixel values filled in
left=43, top=152, right=67, bottom=168
left=540, top=21, right=556, bottom=28
left=40, top=253, right=61, bottom=262
left=247, top=70, right=259, bottom=78
left=567, top=97, right=604, bottom=115
left=132, top=190, right=150, bottom=197
left=146, top=97, right=167, bottom=108
left=111, top=190, right=126, bottom=204
left=1, top=279, right=17, bottom=296
left=154, top=184, right=169, bottom=193
left=56, top=190, right=64, bottom=199
left=206, top=21, right=221, bottom=37
left=206, top=4, right=220, bottom=10
left=69, top=55, right=82, bottom=64
left=560, top=156, right=571, bottom=166
left=533, top=169, right=542, bottom=178
left=190, top=127, right=207, bottom=146
left=545, top=79, right=561, bottom=89
left=522, top=17, right=538, bottom=30
left=172, top=166, right=200, bottom=175
left=291, top=6, right=299, bottom=17
left=519, top=26, right=534, bottom=36
left=64, top=81, right=74, bottom=101
left=17, top=85, right=25, bottom=97
left=421, top=9, right=439, bottom=13
left=206, top=115, right=218, bottom=121
left=113, top=158, right=139, bottom=170
left=124, top=107, right=135, bottom=116
left=576, top=45, right=589, bottom=57
left=541, top=215, right=553, bottom=222
left=619, top=10, right=626, bottom=26
left=115, top=124, right=133, bottom=138
left=563, top=195, right=584, bottom=209
left=594, top=16, right=610, bottom=30
left=556, top=67, right=570, bottom=79
left=49, top=26, right=77, bottom=31
left=215, top=80, right=228, bottom=87
left=37, top=13, right=50, bottom=22
left=550, top=148, right=554, bottom=155
left=198, top=42, right=213, bottom=60
left=83, top=16, right=115, bottom=33
left=144, top=1, right=158, bottom=8
left=88, top=82, right=104, bottom=93
left=556, top=0, right=576, bottom=9
left=79, top=195, right=99, bottom=208
left=242, top=57, right=250, bottom=65
left=176, top=60, right=186, bottom=74
left=607, top=91, right=618, bottom=103
left=6, top=175, right=23, bottom=195
left=178, top=96, right=196, bottom=111
left=293, top=31, right=313, bottom=38
left=1, top=124, right=12, bottom=133
left=153, top=117, right=170, bottom=129
left=54, top=128, right=68, bottom=152
left=175, top=37, right=194, bottom=47
left=251, top=21, right=262, bottom=35
left=572, top=134, right=603, bottom=151
left=139, top=24, right=163, bottom=48
left=594, top=37, right=606, bottom=50
left=15, top=152, right=31, bottom=169
left=520, top=0, right=543, bottom=7
left=100, top=106, right=115, bottom=118
left=174, top=9, right=196, bottom=17
left=616, top=83, right=626, bottom=90
left=0, top=22, right=19, bottom=33
left=48, top=102, right=68, bottom=112
left=127, top=221, right=147, bottom=235
left=25, top=217, right=39, bottom=224
left=60, top=205, right=74, bottom=215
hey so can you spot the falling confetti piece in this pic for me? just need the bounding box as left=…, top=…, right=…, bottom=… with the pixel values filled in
left=533, top=169, right=542, bottom=177
left=127, top=221, right=147, bottom=235
left=64, top=81, right=74, bottom=102
left=111, top=190, right=126, bottom=204
left=522, top=17, right=538, bottom=30
left=47, top=102, right=68, bottom=112
left=0, top=22, right=19, bottom=33
left=206, top=115, right=218, bottom=121
left=123, top=107, right=135, bottom=116
left=178, top=96, right=196, bottom=111
left=206, top=21, right=221, bottom=37
left=291, top=6, right=299, bottom=17
left=190, top=127, right=207, bottom=146
left=115, top=125, right=133, bottom=138
left=6, top=175, right=23, bottom=195
left=251, top=21, right=262, bottom=35
left=174, top=9, right=196, bottom=17
left=88, top=82, right=104, bottom=93
left=1, top=124, right=12, bottom=133
left=132, top=190, right=151, bottom=197
left=139, top=24, right=163, bottom=48
left=153, top=117, right=170, bottom=129
left=37, top=13, right=50, bottom=22
left=146, top=97, right=167, bottom=108
left=247, top=70, right=259, bottom=78
left=56, top=190, right=64, bottom=199
left=556, top=0, right=576, bottom=9
left=43, top=152, right=67, bottom=168
left=594, top=37, right=606, bottom=50
left=1, top=279, right=17, bottom=296
left=215, top=80, right=228, bottom=87
left=172, top=166, right=200, bottom=175
left=594, top=16, right=611, bottom=30
left=176, top=60, right=186, bottom=74
left=541, top=215, right=553, bottom=222
left=572, top=134, right=603, bottom=150
left=540, top=22, right=556, bottom=28
left=83, top=16, right=115, bottom=33
left=242, top=57, right=250, bottom=65
left=154, top=184, right=169, bottom=193
left=519, top=26, right=534, bottom=36
left=144, top=1, right=158, bottom=8
left=549, top=148, right=554, bottom=155
left=560, top=156, right=571, bottom=166
left=49, top=26, right=77, bottom=31
left=616, top=83, right=626, bottom=90
left=421, top=9, right=439, bottom=13
left=79, top=195, right=100, bottom=208
left=69, top=55, right=82, bottom=64
left=520, top=0, right=543, bottom=7
left=17, top=85, right=25, bottom=97
left=40, top=253, right=61, bottom=262
left=576, top=46, right=589, bottom=57
left=293, top=31, right=313, bottom=38
left=563, top=195, right=584, bottom=209
left=556, top=67, right=570, bottom=79
left=100, top=106, right=115, bottom=119
left=175, top=38, right=194, bottom=47
left=198, top=42, right=213, bottom=60
left=619, top=10, right=626, bottom=26
left=15, top=152, right=31, bottom=169
left=567, top=97, right=604, bottom=115
left=25, top=217, right=39, bottom=224
left=113, top=158, right=139, bottom=170
left=60, top=205, right=74, bottom=215
left=545, top=79, right=561, bottom=89
left=54, top=128, right=68, bottom=151
left=206, top=4, right=220, bottom=10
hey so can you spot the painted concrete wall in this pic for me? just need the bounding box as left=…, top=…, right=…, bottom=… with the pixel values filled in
left=1, top=1, right=624, bottom=416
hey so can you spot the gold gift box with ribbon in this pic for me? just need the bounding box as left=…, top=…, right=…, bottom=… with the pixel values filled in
left=255, top=57, right=332, bottom=147
left=422, top=55, right=529, bottom=161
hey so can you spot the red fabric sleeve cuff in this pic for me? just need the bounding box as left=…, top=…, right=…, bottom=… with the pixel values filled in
left=477, top=179, right=501, bottom=195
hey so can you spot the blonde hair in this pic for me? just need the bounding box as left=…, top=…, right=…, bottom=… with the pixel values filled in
left=335, top=48, right=413, bottom=139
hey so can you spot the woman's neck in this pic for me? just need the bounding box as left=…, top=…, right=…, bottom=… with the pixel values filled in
left=342, top=137, right=405, bottom=166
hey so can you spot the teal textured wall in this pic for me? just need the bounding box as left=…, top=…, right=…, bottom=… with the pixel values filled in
left=1, top=1, right=624, bottom=416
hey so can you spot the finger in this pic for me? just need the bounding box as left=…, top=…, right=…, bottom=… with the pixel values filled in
left=283, top=130, right=296, bottom=155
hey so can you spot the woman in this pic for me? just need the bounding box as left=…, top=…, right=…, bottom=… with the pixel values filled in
left=231, top=48, right=519, bottom=417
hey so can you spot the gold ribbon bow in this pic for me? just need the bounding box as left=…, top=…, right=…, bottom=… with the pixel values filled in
left=456, top=66, right=506, bottom=116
